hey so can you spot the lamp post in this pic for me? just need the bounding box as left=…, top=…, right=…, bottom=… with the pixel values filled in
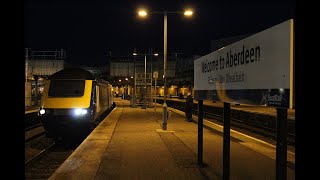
left=154, top=71, right=158, bottom=118
left=143, top=54, right=147, bottom=109
left=163, top=12, right=168, bottom=130
left=138, top=8, right=193, bottom=130
left=133, top=52, right=137, bottom=107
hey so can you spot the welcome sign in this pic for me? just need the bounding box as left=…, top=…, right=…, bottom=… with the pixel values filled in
left=194, top=19, right=294, bottom=108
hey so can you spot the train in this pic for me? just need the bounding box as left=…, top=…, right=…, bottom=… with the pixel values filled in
left=38, top=67, right=114, bottom=139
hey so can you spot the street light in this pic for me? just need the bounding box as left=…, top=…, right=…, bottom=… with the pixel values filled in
left=138, top=9, right=147, bottom=17
left=138, top=8, right=193, bottom=130
left=184, top=10, right=193, bottom=16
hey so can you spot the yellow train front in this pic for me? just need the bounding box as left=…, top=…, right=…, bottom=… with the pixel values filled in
left=38, top=68, right=114, bottom=139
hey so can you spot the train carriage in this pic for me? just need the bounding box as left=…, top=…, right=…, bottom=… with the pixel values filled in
left=38, top=68, right=114, bottom=138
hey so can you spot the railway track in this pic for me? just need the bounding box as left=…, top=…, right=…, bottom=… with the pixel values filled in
left=25, top=123, right=46, bottom=143
left=25, top=143, right=73, bottom=180
left=201, top=109, right=295, bottom=145
left=24, top=123, right=91, bottom=179
left=25, top=111, right=41, bottom=130
left=163, top=101, right=295, bottom=145
left=25, top=123, right=42, bottom=131
left=25, top=142, right=55, bottom=165
left=24, top=106, right=115, bottom=179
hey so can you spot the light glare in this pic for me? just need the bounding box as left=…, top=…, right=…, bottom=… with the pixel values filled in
left=138, top=10, right=147, bottom=17
left=82, top=109, right=87, bottom=115
left=39, top=109, right=45, bottom=115
left=75, top=109, right=82, bottom=115
left=74, top=108, right=87, bottom=116
left=279, top=88, right=284, bottom=94
left=184, top=10, right=193, bottom=16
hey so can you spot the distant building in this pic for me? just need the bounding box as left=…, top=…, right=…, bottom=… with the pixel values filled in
left=25, top=48, right=70, bottom=79
left=107, top=52, right=177, bottom=87
left=92, top=65, right=108, bottom=75
left=25, top=48, right=70, bottom=107
left=105, top=49, right=178, bottom=105
left=110, top=56, right=134, bottom=78
left=26, top=60, right=67, bottom=78
left=174, top=54, right=201, bottom=87
left=78, top=64, right=108, bottom=77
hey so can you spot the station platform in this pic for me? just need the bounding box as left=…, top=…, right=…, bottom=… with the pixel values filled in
left=49, top=99, right=295, bottom=179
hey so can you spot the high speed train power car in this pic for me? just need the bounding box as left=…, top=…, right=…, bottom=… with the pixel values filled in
left=38, top=67, right=114, bottom=139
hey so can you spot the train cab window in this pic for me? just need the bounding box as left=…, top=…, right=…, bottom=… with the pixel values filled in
left=49, top=80, right=85, bottom=97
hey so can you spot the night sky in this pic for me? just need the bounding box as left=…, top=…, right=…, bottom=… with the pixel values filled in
left=24, top=0, right=296, bottom=65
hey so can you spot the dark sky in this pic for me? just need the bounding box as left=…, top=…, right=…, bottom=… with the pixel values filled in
left=24, top=0, right=295, bottom=65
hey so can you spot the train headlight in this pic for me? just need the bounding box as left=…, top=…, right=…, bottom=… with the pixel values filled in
left=74, top=108, right=88, bottom=116
left=39, top=109, right=46, bottom=115
left=82, top=109, right=88, bottom=115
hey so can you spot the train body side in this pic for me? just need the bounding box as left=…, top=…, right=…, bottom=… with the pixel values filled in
left=95, top=82, right=113, bottom=119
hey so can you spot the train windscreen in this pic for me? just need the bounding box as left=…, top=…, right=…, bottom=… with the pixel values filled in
left=48, top=80, right=85, bottom=97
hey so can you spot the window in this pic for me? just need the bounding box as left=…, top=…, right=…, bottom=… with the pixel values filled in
left=49, top=80, right=85, bottom=97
